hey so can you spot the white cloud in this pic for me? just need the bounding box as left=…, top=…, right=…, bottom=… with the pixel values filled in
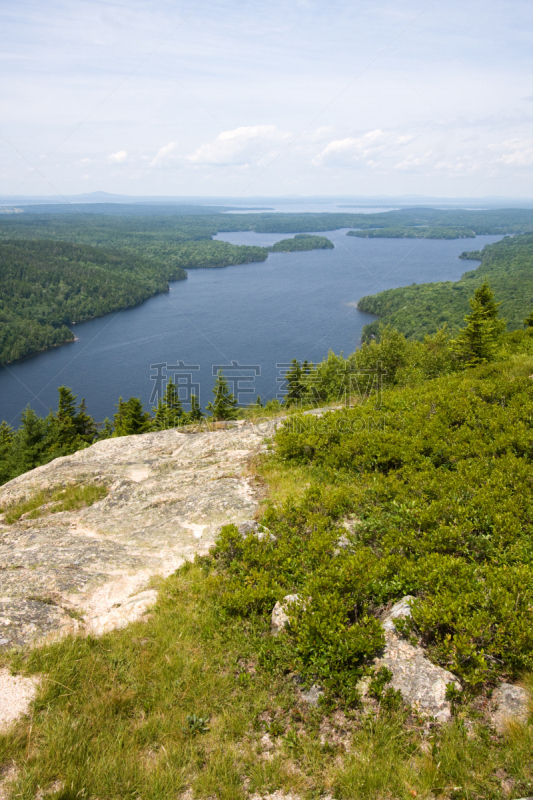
left=394, top=151, right=434, bottom=171
left=149, top=141, right=179, bottom=167
left=312, top=130, right=388, bottom=167
left=492, top=138, right=533, bottom=167
left=108, top=150, right=127, bottom=164
left=187, top=125, right=291, bottom=167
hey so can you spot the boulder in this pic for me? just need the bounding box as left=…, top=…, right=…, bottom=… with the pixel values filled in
left=374, top=596, right=462, bottom=722
left=271, top=594, right=301, bottom=635
left=492, top=682, right=529, bottom=732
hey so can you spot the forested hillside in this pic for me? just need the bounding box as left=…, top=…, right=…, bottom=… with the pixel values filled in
left=0, top=236, right=268, bottom=364
left=358, top=233, right=533, bottom=340
left=0, top=239, right=183, bottom=364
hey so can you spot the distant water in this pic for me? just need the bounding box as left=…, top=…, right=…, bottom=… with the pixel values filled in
left=224, top=203, right=398, bottom=214
left=0, top=231, right=502, bottom=426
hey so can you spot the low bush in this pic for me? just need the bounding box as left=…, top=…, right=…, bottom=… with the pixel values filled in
left=207, top=356, right=533, bottom=694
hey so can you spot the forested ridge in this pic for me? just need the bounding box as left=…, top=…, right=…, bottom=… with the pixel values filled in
left=358, top=233, right=533, bottom=341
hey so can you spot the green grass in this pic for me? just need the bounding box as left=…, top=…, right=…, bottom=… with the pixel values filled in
left=1, top=483, right=108, bottom=523
left=1, top=563, right=532, bottom=799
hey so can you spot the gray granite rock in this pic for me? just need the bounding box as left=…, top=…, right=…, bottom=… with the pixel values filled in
left=492, top=682, right=529, bottom=732
left=0, top=425, right=268, bottom=648
left=238, top=520, right=277, bottom=543
left=382, top=596, right=416, bottom=634
left=374, top=596, right=462, bottom=722
left=238, top=520, right=260, bottom=537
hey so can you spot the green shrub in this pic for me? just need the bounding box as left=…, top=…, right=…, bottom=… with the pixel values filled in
left=207, top=356, right=533, bottom=695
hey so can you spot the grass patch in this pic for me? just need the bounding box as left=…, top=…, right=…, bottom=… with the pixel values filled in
left=0, top=563, right=532, bottom=799
left=1, top=483, right=108, bottom=524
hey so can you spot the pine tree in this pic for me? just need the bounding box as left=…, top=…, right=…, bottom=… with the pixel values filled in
left=9, top=407, right=47, bottom=478
left=206, top=371, right=238, bottom=421
left=98, top=418, right=114, bottom=439
left=285, top=359, right=303, bottom=405
left=0, top=421, right=14, bottom=485
left=284, top=359, right=314, bottom=405
left=46, top=387, right=96, bottom=458
left=75, top=398, right=97, bottom=441
left=453, top=281, right=505, bottom=367
left=188, top=393, right=204, bottom=422
left=113, top=397, right=153, bottom=436
left=153, top=378, right=184, bottom=430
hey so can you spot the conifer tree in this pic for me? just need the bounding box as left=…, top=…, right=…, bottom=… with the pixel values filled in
left=9, top=407, right=47, bottom=477
left=46, top=387, right=96, bottom=458
left=75, top=397, right=97, bottom=441
left=99, top=418, right=114, bottom=439
left=153, top=378, right=184, bottom=430
left=453, top=281, right=505, bottom=366
left=113, top=397, right=153, bottom=436
left=285, top=359, right=303, bottom=405
left=206, top=370, right=238, bottom=420
left=524, top=309, right=533, bottom=328
left=0, top=421, right=14, bottom=484
left=188, top=393, right=204, bottom=422
left=285, top=359, right=314, bottom=405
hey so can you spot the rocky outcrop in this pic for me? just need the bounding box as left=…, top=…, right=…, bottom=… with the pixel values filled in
left=0, top=425, right=269, bottom=650
left=492, top=682, right=530, bottom=732
left=355, top=597, right=461, bottom=722
left=374, top=597, right=462, bottom=721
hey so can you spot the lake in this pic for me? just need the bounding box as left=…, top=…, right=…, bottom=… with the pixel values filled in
left=0, top=230, right=502, bottom=426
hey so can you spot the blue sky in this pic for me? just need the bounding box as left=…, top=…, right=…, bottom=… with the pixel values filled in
left=1, top=0, right=533, bottom=198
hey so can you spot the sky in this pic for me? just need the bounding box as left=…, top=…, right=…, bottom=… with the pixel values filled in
left=1, top=0, right=533, bottom=199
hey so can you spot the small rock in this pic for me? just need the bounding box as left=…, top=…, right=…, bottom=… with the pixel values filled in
left=492, top=683, right=529, bottom=732
left=0, top=669, right=39, bottom=732
left=300, top=684, right=323, bottom=706
left=255, top=530, right=277, bottom=543
left=271, top=594, right=301, bottom=635
left=238, top=520, right=259, bottom=536
left=382, top=595, right=415, bottom=633
left=238, top=520, right=277, bottom=543
left=333, top=534, right=351, bottom=555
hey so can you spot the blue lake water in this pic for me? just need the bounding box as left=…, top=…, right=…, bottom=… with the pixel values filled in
left=0, top=231, right=503, bottom=425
